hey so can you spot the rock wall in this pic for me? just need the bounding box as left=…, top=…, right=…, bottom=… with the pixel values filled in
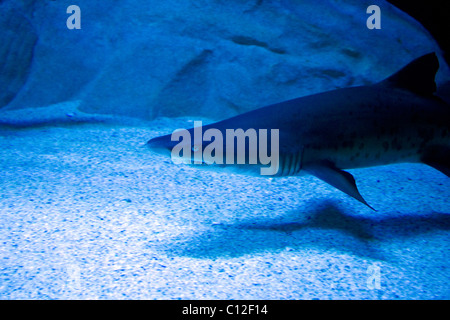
left=0, top=0, right=446, bottom=120
left=0, top=6, right=37, bottom=109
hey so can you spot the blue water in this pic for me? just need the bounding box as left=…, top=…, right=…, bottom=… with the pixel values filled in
left=0, top=1, right=448, bottom=299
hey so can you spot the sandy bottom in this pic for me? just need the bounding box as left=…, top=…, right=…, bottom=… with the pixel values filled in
left=0, top=111, right=449, bottom=299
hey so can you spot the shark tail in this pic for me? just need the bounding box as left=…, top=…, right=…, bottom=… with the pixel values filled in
left=422, top=145, right=450, bottom=177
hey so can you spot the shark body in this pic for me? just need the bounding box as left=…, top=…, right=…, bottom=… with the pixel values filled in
left=147, top=53, right=449, bottom=208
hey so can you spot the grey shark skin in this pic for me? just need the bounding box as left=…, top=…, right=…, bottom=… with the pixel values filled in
left=148, top=53, right=450, bottom=209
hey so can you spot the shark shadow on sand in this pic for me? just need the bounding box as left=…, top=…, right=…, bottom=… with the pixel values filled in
left=165, top=200, right=450, bottom=260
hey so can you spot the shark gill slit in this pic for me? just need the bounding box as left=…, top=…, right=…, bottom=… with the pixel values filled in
left=286, top=153, right=293, bottom=175
left=291, top=151, right=298, bottom=175
left=278, top=153, right=287, bottom=176
left=278, top=150, right=302, bottom=176
left=292, top=151, right=300, bottom=175
left=278, top=153, right=285, bottom=176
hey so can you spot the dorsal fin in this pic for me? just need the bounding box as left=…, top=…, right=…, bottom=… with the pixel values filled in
left=380, top=52, right=439, bottom=96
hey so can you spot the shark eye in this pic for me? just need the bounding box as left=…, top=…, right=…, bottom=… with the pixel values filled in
left=192, top=145, right=200, bottom=152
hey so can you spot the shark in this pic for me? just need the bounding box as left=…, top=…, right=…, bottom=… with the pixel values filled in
left=147, top=53, right=449, bottom=209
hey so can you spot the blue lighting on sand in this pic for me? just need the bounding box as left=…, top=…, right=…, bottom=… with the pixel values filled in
left=0, top=0, right=448, bottom=300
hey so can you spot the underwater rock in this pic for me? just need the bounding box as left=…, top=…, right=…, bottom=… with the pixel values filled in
left=0, top=7, right=37, bottom=109
left=2, top=0, right=446, bottom=120
left=78, top=37, right=215, bottom=119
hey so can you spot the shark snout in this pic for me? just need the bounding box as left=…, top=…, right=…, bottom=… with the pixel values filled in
left=147, top=135, right=174, bottom=157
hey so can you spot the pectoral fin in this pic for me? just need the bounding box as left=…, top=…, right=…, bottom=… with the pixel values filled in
left=304, top=160, right=375, bottom=210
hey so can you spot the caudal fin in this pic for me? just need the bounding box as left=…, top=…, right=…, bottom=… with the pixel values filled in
left=422, top=145, right=450, bottom=177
